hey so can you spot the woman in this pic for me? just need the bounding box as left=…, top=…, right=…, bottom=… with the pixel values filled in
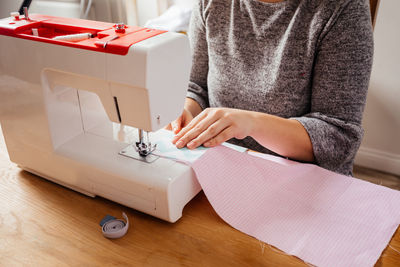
left=168, top=0, right=373, bottom=176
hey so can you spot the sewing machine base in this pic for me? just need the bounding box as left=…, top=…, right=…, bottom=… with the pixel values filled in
left=3, top=127, right=201, bottom=223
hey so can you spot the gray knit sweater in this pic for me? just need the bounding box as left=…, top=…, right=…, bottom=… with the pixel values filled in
left=186, top=0, right=373, bottom=175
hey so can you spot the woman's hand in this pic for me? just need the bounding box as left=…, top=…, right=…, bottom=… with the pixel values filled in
left=165, top=98, right=203, bottom=134
left=165, top=108, right=194, bottom=134
left=170, top=100, right=314, bottom=162
left=172, top=108, right=255, bottom=149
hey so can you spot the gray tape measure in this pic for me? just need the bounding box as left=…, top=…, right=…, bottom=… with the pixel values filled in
left=100, top=212, right=129, bottom=239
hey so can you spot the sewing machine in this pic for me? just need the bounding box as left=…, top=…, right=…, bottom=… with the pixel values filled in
left=0, top=11, right=201, bottom=222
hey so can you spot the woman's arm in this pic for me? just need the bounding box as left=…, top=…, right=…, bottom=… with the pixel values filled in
left=186, top=0, right=210, bottom=110
left=251, top=113, right=314, bottom=162
left=172, top=107, right=314, bottom=162
left=185, top=97, right=203, bottom=118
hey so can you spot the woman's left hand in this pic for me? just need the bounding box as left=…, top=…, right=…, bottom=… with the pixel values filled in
left=172, top=108, right=255, bottom=149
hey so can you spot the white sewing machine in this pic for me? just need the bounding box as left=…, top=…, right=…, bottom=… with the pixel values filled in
left=0, top=11, right=201, bottom=222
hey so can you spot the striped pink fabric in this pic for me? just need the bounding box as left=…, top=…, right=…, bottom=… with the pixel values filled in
left=192, top=146, right=400, bottom=267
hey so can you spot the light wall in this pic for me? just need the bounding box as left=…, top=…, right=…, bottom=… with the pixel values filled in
left=0, top=0, right=23, bottom=18
left=29, top=0, right=82, bottom=18
left=355, top=0, right=400, bottom=175
left=136, top=0, right=195, bottom=26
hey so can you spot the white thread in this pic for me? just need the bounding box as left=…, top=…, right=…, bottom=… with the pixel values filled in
left=256, top=241, right=320, bottom=267
left=267, top=244, right=287, bottom=256
left=258, top=240, right=266, bottom=254
left=32, top=28, right=38, bottom=37
left=53, top=33, right=92, bottom=42
left=80, top=0, right=93, bottom=19
left=83, top=0, right=93, bottom=19
left=389, top=245, right=400, bottom=255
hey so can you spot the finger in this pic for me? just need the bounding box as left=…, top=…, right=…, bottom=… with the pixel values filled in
left=164, top=123, right=172, bottom=130
left=203, top=126, right=235, bottom=148
left=181, top=112, right=193, bottom=128
left=172, top=111, right=208, bottom=144
left=186, top=120, right=230, bottom=149
left=175, top=114, right=217, bottom=148
left=171, top=116, right=182, bottom=134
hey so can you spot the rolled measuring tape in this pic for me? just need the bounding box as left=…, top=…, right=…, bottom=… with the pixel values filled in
left=100, top=212, right=129, bottom=239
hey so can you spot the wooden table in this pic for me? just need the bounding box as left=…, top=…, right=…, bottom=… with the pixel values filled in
left=0, top=130, right=399, bottom=267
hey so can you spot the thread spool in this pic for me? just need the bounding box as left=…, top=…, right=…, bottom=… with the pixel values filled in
left=53, top=33, right=92, bottom=42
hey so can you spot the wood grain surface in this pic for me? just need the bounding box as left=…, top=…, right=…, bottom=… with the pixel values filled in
left=0, top=128, right=399, bottom=267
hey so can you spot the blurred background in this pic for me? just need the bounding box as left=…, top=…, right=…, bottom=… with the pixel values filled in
left=0, top=0, right=195, bottom=28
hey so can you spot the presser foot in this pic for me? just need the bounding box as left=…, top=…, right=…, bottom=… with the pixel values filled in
left=119, top=144, right=159, bottom=163
left=135, top=141, right=157, bottom=157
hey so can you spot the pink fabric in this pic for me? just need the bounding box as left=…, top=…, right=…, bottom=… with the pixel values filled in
left=192, top=146, right=400, bottom=267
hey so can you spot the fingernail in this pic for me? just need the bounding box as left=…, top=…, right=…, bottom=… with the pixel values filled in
left=176, top=140, right=184, bottom=148
left=187, top=141, right=195, bottom=149
left=171, top=136, right=178, bottom=144
left=204, top=142, right=210, bottom=147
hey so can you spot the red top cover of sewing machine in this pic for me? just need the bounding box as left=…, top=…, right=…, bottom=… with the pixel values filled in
left=0, top=14, right=166, bottom=55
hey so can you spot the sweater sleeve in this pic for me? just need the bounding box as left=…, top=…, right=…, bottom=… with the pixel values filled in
left=292, top=0, right=374, bottom=175
left=186, top=0, right=209, bottom=110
